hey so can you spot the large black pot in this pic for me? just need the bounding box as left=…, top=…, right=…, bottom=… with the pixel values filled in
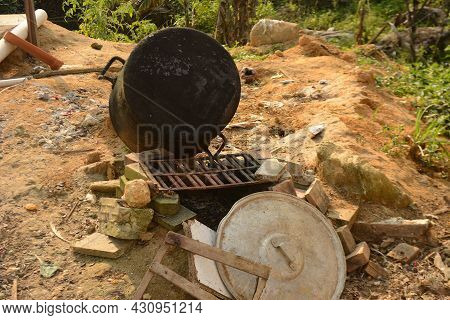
left=107, top=28, right=241, bottom=158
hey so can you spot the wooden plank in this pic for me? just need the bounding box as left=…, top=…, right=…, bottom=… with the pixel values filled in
left=132, top=244, right=169, bottom=300
left=24, top=0, right=38, bottom=46
left=11, top=278, right=18, bottom=300
left=252, top=278, right=266, bottom=300
left=165, top=232, right=271, bottom=279
left=150, top=263, right=218, bottom=300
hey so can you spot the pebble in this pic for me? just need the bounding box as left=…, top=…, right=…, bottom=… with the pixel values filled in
left=319, top=79, right=329, bottom=85
left=24, top=203, right=38, bottom=211
left=85, top=151, right=101, bottom=164
left=81, top=114, right=99, bottom=127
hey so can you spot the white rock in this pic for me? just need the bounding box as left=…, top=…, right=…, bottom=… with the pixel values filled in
left=250, top=19, right=300, bottom=47
left=85, top=193, right=97, bottom=204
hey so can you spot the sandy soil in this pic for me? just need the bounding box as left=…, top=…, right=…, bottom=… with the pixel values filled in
left=0, top=22, right=448, bottom=300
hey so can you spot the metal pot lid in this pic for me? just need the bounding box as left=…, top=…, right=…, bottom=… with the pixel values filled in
left=216, top=192, right=346, bottom=300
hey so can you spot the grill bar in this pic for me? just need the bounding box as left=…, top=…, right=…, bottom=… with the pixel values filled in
left=141, top=153, right=267, bottom=191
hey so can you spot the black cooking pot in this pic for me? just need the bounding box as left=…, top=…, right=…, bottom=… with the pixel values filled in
left=104, top=28, right=241, bottom=158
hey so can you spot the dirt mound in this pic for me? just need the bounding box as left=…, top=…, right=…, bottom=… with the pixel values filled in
left=298, top=34, right=356, bottom=63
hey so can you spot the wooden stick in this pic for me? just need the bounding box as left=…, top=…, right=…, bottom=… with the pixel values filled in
left=24, top=0, right=38, bottom=46
left=11, top=278, right=18, bottom=300
left=4, top=31, right=63, bottom=70
left=252, top=278, right=266, bottom=300
left=165, top=231, right=271, bottom=279
left=133, top=244, right=169, bottom=300
left=63, top=200, right=80, bottom=222
left=150, top=263, right=218, bottom=300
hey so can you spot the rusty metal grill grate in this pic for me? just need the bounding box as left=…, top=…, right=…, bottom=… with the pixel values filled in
left=140, top=153, right=266, bottom=191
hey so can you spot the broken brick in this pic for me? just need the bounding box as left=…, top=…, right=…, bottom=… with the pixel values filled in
left=89, top=180, right=120, bottom=193
left=124, top=163, right=149, bottom=181
left=270, top=179, right=297, bottom=196
left=352, top=218, right=430, bottom=242
left=336, top=225, right=356, bottom=254
left=387, top=243, right=420, bottom=263
left=364, top=261, right=388, bottom=279
left=304, top=179, right=329, bottom=213
left=155, top=205, right=196, bottom=231
left=346, top=242, right=370, bottom=272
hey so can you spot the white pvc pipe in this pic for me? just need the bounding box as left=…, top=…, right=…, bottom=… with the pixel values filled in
left=0, top=9, right=48, bottom=64
left=0, top=76, right=28, bottom=88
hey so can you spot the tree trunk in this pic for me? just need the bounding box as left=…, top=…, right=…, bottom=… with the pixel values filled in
left=406, top=0, right=419, bottom=62
left=215, top=0, right=257, bottom=45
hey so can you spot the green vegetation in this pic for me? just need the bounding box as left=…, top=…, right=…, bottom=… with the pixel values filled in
left=62, top=0, right=157, bottom=42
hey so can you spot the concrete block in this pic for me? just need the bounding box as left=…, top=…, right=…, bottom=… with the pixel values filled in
left=304, top=179, right=330, bottom=213
left=387, top=243, right=420, bottom=263
left=89, top=180, right=120, bottom=193
left=124, top=163, right=148, bottom=181
left=155, top=205, right=196, bottom=231
left=72, top=232, right=133, bottom=259
left=98, top=198, right=154, bottom=240
left=336, top=225, right=356, bottom=254
left=346, top=242, right=370, bottom=272
left=352, top=218, right=430, bottom=242
left=255, top=159, right=287, bottom=182
left=151, top=193, right=180, bottom=216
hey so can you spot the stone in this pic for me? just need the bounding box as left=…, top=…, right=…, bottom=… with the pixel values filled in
left=352, top=218, right=430, bottom=242
left=85, top=151, right=101, bottom=164
left=81, top=114, right=99, bottom=127
left=123, top=179, right=151, bottom=208
left=72, top=232, right=133, bottom=259
left=327, top=205, right=358, bottom=228
left=119, top=175, right=129, bottom=191
left=91, top=42, right=103, bottom=50
left=336, top=225, right=356, bottom=255
left=250, top=19, right=300, bottom=47
left=364, top=261, right=388, bottom=279
left=85, top=193, right=97, bottom=204
left=98, top=198, right=154, bottom=239
left=304, top=179, right=329, bottom=213
left=155, top=205, right=196, bottom=231
left=308, top=123, right=326, bottom=138
left=139, top=232, right=154, bottom=241
left=387, top=243, right=420, bottom=263
left=295, top=188, right=306, bottom=199
left=151, top=193, right=180, bottom=216
left=89, top=180, right=120, bottom=193
left=317, top=142, right=412, bottom=208
left=255, top=159, right=287, bottom=182
left=346, top=242, right=370, bottom=272
left=24, top=203, right=37, bottom=211
left=124, top=163, right=148, bottom=181
left=270, top=179, right=297, bottom=196
left=380, top=238, right=395, bottom=249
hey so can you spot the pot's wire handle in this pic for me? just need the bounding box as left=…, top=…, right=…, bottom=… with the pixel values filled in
left=98, top=56, right=126, bottom=87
